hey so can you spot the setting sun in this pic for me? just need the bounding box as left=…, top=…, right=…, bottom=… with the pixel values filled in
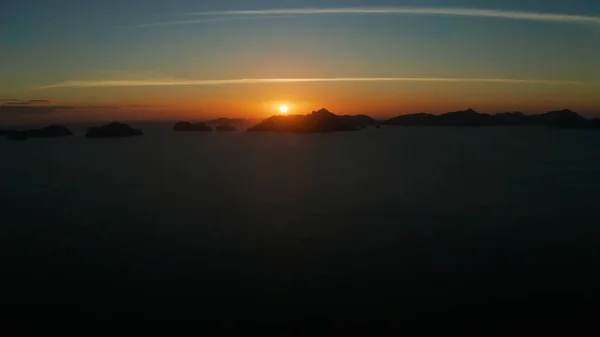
left=279, top=105, right=289, bottom=114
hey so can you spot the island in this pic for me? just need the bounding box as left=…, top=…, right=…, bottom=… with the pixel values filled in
left=216, top=124, right=238, bottom=132
left=206, top=118, right=255, bottom=131
left=206, top=118, right=248, bottom=126
left=248, top=108, right=367, bottom=133
left=340, top=114, right=378, bottom=128
left=5, top=125, right=73, bottom=141
left=0, top=128, right=17, bottom=135
left=86, top=122, right=143, bottom=138
left=173, top=122, right=212, bottom=132
left=383, top=109, right=600, bottom=128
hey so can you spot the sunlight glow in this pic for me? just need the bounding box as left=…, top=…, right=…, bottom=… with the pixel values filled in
left=279, top=105, right=289, bottom=114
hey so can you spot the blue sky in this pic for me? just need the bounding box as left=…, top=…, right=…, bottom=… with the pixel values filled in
left=1, top=0, right=600, bottom=121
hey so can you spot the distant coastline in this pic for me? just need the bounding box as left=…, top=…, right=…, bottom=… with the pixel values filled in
left=246, top=108, right=600, bottom=133
left=2, top=108, right=600, bottom=140
left=383, top=109, right=600, bottom=128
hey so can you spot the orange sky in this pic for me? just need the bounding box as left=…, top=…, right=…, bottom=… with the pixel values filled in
left=3, top=2, right=600, bottom=124
left=4, top=80, right=595, bottom=124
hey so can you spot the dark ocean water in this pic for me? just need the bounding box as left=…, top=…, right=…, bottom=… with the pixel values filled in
left=2, top=125, right=599, bottom=327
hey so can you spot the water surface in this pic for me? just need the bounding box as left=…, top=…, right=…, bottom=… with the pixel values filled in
left=2, top=125, right=599, bottom=325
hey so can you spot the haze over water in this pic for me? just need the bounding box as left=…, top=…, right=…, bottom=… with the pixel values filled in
left=2, top=126, right=599, bottom=324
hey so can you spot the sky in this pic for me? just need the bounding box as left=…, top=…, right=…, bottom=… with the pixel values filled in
left=1, top=0, right=600, bottom=123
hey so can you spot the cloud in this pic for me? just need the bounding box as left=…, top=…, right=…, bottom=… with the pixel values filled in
left=5, top=102, right=35, bottom=105
left=0, top=105, right=75, bottom=115
left=84, top=105, right=119, bottom=110
left=3, top=100, right=51, bottom=105
left=39, top=77, right=592, bottom=89
left=133, top=15, right=280, bottom=27
left=166, top=7, right=600, bottom=26
left=0, top=98, right=18, bottom=102
left=0, top=104, right=119, bottom=116
left=124, top=104, right=161, bottom=108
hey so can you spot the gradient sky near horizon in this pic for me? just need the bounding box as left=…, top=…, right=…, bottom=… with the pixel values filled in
left=1, top=0, right=600, bottom=122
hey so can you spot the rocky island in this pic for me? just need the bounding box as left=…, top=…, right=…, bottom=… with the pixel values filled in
left=248, top=108, right=367, bottom=134
left=86, top=122, right=143, bottom=138
left=216, top=124, right=238, bottom=132
left=0, top=128, right=17, bottom=135
left=173, top=122, right=212, bottom=132
left=383, top=109, right=599, bottom=128
left=206, top=118, right=248, bottom=126
left=5, top=125, right=73, bottom=141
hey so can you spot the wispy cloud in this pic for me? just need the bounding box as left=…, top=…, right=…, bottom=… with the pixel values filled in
left=124, top=104, right=165, bottom=108
left=3, top=100, right=51, bottom=105
left=0, top=105, right=75, bottom=115
left=39, top=77, right=592, bottom=89
left=84, top=105, right=119, bottom=109
left=0, top=104, right=121, bottom=116
left=185, top=7, right=600, bottom=25
left=5, top=102, right=33, bottom=106
left=133, top=15, right=284, bottom=27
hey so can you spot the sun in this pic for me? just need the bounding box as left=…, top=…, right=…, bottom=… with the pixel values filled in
left=279, top=105, right=289, bottom=114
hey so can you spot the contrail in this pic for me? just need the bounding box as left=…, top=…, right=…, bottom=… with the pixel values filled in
left=184, top=7, right=600, bottom=25
left=39, top=77, right=591, bottom=89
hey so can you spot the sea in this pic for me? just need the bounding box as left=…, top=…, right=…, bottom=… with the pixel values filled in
left=1, top=123, right=599, bottom=327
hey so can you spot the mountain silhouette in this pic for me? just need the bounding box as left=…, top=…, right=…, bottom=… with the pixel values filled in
left=438, top=108, right=491, bottom=126
left=384, top=112, right=438, bottom=126
left=173, top=122, right=212, bottom=132
left=384, top=109, right=491, bottom=126
left=493, top=112, right=528, bottom=125
left=384, top=109, right=598, bottom=128
left=216, top=124, right=238, bottom=132
left=6, top=125, right=73, bottom=141
left=529, top=109, right=590, bottom=128
left=340, top=114, right=378, bottom=128
left=0, top=128, right=17, bottom=135
left=86, top=122, right=143, bottom=138
left=248, top=108, right=362, bottom=133
left=206, top=118, right=248, bottom=125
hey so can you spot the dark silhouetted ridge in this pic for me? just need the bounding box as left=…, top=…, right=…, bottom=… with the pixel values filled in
left=86, top=122, right=143, bottom=138
left=173, top=122, right=212, bottom=132
left=206, top=118, right=248, bottom=125
left=249, top=108, right=366, bottom=133
left=384, top=109, right=597, bottom=128
left=530, top=109, right=589, bottom=128
left=438, top=109, right=492, bottom=126
left=6, top=125, right=72, bottom=141
left=1, top=128, right=18, bottom=139
left=340, top=114, right=378, bottom=128
left=493, top=112, right=528, bottom=125
left=0, top=128, right=16, bottom=135
left=216, top=124, right=238, bottom=132
left=384, top=113, right=438, bottom=126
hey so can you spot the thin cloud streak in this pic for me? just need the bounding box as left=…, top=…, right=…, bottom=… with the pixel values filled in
left=134, top=15, right=288, bottom=27
left=185, top=7, right=600, bottom=25
left=39, top=77, right=591, bottom=89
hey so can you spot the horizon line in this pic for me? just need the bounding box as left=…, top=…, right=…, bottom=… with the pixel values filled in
left=39, top=77, right=592, bottom=89
left=163, top=6, right=600, bottom=26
